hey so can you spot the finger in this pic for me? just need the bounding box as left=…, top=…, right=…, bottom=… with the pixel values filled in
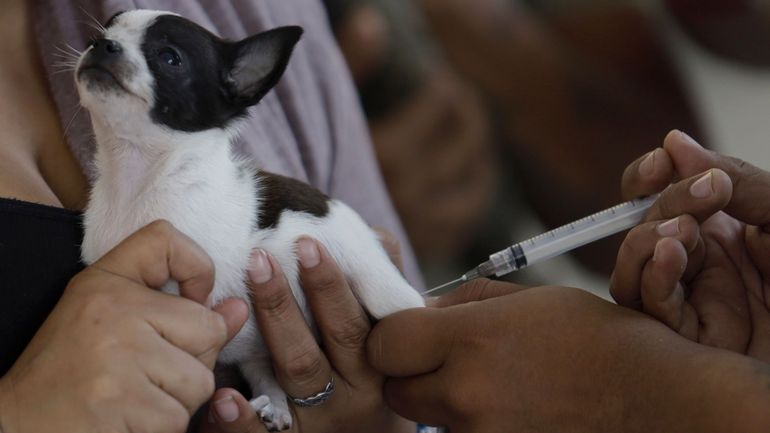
left=742, top=227, right=770, bottom=361
left=295, top=237, right=372, bottom=378
left=428, top=278, right=528, bottom=308
left=372, top=226, right=404, bottom=272
left=382, top=375, right=449, bottom=427
left=746, top=226, right=770, bottom=306
left=93, top=220, right=215, bottom=304
left=643, top=169, right=733, bottom=223
left=212, top=298, right=250, bottom=345
left=664, top=130, right=770, bottom=227
left=246, top=249, right=334, bottom=399
left=367, top=307, right=453, bottom=377
left=610, top=215, right=701, bottom=307
left=621, top=147, right=676, bottom=200
left=139, top=293, right=229, bottom=368
left=127, top=380, right=192, bottom=433
left=200, top=388, right=266, bottom=433
left=640, top=238, right=699, bottom=340
left=142, top=335, right=216, bottom=415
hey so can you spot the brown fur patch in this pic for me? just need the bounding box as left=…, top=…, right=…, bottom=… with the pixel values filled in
left=255, top=171, right=330, bottom=229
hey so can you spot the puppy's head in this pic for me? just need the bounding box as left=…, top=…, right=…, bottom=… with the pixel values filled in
left=76, top=10, right=302, bottom=133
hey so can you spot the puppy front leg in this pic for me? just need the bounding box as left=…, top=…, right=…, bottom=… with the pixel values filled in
left=240, top=357, right=292, bottom=431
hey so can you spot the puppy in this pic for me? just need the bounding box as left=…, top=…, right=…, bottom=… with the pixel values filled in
left=75, top=10, right=424, bottom=431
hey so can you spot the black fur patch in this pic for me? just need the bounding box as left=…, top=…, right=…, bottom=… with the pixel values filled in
left=255, top=172, right=330, bottom=229
left=139, top=15, right=301, bottom=132
left=141, top=16, right=244, bottom=131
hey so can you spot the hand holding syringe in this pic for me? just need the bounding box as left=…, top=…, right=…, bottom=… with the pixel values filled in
left=426, top=194, right=660, bottom=295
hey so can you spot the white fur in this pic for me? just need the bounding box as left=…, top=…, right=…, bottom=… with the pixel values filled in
left=77, top=10, right=424, bottom=430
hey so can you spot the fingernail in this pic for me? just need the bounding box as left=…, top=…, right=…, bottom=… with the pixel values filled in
left=677, top=130, right=703, bottom=149
left=690, top=171, right=714, bottom=198
left=248, top=249, right=273, bottom=284
left=214, top=396, right=239, bottom=423
left=297, top=237, right=321, bottom=269
left=657, top=217, right=680, bottom=237
left=653, top=240, right=665, bottom=262
left=639, top=150, right=656, bottom=176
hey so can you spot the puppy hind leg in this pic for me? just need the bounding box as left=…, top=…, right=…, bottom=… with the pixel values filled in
left=323, top=231, right=425, bottom=318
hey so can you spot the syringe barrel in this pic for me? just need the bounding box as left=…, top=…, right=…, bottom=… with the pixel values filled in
left=489, top=244, right=527, bottom=277
left=517, top=194, right=658, bottom=266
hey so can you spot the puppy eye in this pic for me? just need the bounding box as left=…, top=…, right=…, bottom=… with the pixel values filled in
left=158, top=48, right=181, bottom=66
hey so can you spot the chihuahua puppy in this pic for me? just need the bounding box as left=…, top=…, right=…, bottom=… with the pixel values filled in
left=75, top=9, right=424, bottom=431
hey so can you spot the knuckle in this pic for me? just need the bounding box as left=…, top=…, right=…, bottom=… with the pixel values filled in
left=75, top=291, right=119, bottom=325
left=84, top=374, right=124, bottom=408
left=166, top=405, right=190, bottom=433
left=284, top=346, right=324, bottom=384
left=186, top=368, right=216, bottom=404
left=304, top=268, right=344, bottom=295
left=252, top=285, right=293, bottom=317
left=144, top=219, right=176, bottom=242
left=332, top=315, right=371, bottom=349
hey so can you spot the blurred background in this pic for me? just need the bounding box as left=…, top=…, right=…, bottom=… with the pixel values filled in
left=320, top=0, right=770, bottom=297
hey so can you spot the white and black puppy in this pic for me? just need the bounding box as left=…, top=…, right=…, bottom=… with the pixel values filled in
left=75, top=9, right=424, bottom=431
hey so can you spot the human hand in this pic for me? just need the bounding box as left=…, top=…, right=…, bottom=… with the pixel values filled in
left=611, top=130, right=770, bottom=362
left=367, top=279, right=764, bottom=433
left=0, top=221, right=248, bottom=433
left=199, top=236, right=414, bottom=433
left=370, top=67, right=496, bottom=260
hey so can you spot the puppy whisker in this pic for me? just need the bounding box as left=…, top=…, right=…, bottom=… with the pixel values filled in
left=62, top=106, right=83, bottom=139
left=79, top=7, right=106, bottom=33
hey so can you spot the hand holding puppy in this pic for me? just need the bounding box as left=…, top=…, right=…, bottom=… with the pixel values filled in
left=611, top=131, right=770, bottom=362
left=0, top=221, right=248, bottom=433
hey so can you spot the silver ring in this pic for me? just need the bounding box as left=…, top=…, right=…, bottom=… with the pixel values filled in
left=289, top=377, right=335, bottom=408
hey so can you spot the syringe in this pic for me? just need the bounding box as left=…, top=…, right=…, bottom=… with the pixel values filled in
left=425, top=194, right=660, bottom=295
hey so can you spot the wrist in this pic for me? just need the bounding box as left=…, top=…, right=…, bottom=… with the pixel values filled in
left=696, top=355, right=770, bottom=433
left=649, top=346, right=770, bottom=433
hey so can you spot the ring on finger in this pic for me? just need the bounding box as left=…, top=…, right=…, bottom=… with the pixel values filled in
left=289, top=377, right=335, bottom=408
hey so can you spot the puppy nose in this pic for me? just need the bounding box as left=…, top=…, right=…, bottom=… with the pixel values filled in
left=91, top=38, right=122, bottom=56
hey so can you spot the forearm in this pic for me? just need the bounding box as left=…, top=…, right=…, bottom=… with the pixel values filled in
left=690, top=353, right=770, bottom=433
left=623, top=333, right=770, bottom=433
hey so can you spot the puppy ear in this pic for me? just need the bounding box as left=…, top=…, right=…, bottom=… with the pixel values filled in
left=226, top=26, right=303, bottom=106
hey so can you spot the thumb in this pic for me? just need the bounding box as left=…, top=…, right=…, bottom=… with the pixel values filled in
left=211, top=298, right=249, bottom=344
left=199, top=388, right=266, bottom=433
left=665, top=131, right=770, bottom=227
left=367, top=308, right=454, bottom=377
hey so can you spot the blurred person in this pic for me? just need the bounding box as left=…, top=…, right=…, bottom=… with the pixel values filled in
left=0, top=0, right=421, bottom=432
left=416, top=0, right=703, bottom=276
left=322, top=0, right=502, bottom=269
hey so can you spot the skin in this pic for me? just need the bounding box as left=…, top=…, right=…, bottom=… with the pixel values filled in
left=362, top=132, right=770, bottom=432
left=199, top=236, right=414, bottom=433
left=0, top=1, right=415, bottom=431
left=611, top=130, right=770, bottom=361
left=0, top=221, right=249, bottom=433
left=366, top=280, right=770, bottom=433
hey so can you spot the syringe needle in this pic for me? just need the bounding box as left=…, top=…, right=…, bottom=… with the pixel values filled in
left=424, top=277, right=465, bottom=296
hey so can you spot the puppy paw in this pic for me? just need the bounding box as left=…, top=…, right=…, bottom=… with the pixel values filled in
left=250, top=395, right=292, bottom=431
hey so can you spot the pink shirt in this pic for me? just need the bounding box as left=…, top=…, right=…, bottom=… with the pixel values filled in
left=34, top=0, right=423, bottom=288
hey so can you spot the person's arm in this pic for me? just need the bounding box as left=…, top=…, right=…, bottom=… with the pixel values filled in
left=367, top=280, right=770, bottom=433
